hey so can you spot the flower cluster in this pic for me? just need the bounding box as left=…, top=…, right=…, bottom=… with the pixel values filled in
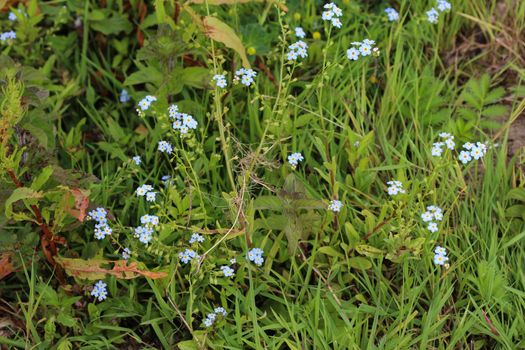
left=189, top=233, right=205, bottom=244
left=437, top=0, right=452, bottom=12
left=203, top=307, right=228, bottom=327
left=346, top=39, right=379, bottom=61
left=328, top=199, right=342, bottom=213
left=0, top=31, right=16, bottom=42
left=458, top=142, right=487, bottom=164
left=287, top=40, right=308, bottom=61
left=157, top=140, right=173, bottom=154
left=433, top=246, right=449, bottom=265
left=120, top=89, right=130, bottom=103
left=134, top=214, right=160, bottom=244
left=91, top=280, right=108, bottom=301
left=287, top=152, right=304, bottom=169
left=132, top=155, right=141, bottom=165
left=179, top=248, right=199, bottom=264
left=426, top=8, right=439, bottom=23
left=427, top=0, right=451, bottom=23
left=247, top=248, right=264, bottom=266
left=122, top=247, right=131, bottom=260
left=135, top=184, right=156, bottom=202
left=432, top=132, right=455, bottom=157
left=168, top=104, right=198, bottom=135
left=161, top=175, right=172, bottom=185
left=8, top=10, right=25, bottom=21
left=212, top=74, right=227, bottom=88
left=387, top=180, right=406, bottom=196
left=322, top=2, right=343, bottom=28
left=421, top=205, right=443, bottom=233
left=137, top=95, right=157, bottom=112
left=384, top=8, right=399, bottom=22
left=87, top=207, right=112, bottom=240
left=235, top=68, right=257, bottom=87
left=294, top=26, right=306, bottom=39
left=220, top=265, right=235, bottom=277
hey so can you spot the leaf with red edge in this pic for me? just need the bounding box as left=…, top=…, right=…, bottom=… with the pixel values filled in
left=68, top=188, right=90, bottom=222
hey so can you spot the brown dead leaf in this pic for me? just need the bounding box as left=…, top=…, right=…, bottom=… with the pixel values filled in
left=203, top=16, right=250, bottom=68
left=0, top=253, right=14, bottom=280
left=66, top=188, right=90, bottom=222
left=55, top=256, right=168, bottom=280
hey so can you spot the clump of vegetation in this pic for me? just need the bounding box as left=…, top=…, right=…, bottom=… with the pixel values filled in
left=1, top=0, right=524, bottom=349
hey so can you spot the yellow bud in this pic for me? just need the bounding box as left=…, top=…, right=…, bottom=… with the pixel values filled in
left=247, top=47, right=256, bottom=55
left=313, top=31, right=321, bottom=40
left=342, top=0, right=350, bottom=4
left=293, top=12, right=301, bottom=21
left=369, top=75, right=378, bottom=84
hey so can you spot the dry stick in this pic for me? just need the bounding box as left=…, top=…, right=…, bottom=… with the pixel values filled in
left=363, top=213, right=396, bottom=241
left=167, top=296, right=193, bottom=333
left=299, top=248, right=342, bottom=307
left=6, top=169, right=65, bottom=284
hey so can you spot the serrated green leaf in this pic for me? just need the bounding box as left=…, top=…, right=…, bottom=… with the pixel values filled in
left=486, top=87, right=506, bottom=103
left=457, top=107, right=477, bottom=120
left=481, top=105, right=508, bottom=118
left=56, top=313, right=76, bottom=327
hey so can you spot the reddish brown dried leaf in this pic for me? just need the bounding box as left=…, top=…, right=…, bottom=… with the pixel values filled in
left=55, top=256, right=168, bottom=280
left=0, top=253, right=14, bottom=280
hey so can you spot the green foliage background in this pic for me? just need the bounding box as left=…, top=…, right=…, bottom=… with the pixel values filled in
left=0, top=0, right=524, bottom=349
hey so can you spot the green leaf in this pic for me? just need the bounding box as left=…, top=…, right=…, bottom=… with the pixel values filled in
left=106, top=118, right=126, bottom=143
left=292, top=199, right=325, bottom=210
left=318, top=246, right=343, bottom=258
left=347, top=257, right=372, bottom=270
left=155, top=0, right=177, bottom=29
left=180, top=67, right=210, bottom=89
left=56, top=313, right=76, bottom=327
left=31, top=166, right=54, bottom=191
left=355, top=244, right=385, bottom=259
left=254, top=215, right=287, bottom=230
left=253, top=196, right=283, bottom=210
left=124, top=66, right=163, bottom=86
left=481, top=105, right=508, bottom=118
left=57, top=339, right=73, bottom=350
left=5, top=187, right=43, bottom=218
left=507, top=188, right=525, bottom=202
left=505, top=205, right=525, bottom=218
left=457, top=107, right=477, bottom=120
left=284, top=220, right=301, bottom=254
left=97, top=142, right=128, bottom=161
left=44, top=317, right=56, bottom=342
left=486, top=87, right=506, bottom=103
left=176, top=340, right=199, bottom=350
left=91, top=16, right=132, bottom=35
